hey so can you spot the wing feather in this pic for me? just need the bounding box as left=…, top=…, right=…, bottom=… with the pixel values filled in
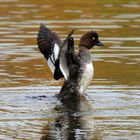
left=37, top=24, right=63, bottom=79
left=59, top=30, right=79, bottom=80
left=37, top=25, right=78, bottom=81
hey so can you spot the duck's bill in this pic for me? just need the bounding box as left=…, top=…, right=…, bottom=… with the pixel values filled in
left=95, top=40, right=104, bottom=46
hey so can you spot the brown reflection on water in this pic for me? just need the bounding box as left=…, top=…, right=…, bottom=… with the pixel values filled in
left=0, top=0, right=140, bottom=139
left=0, top=0, right=140, bottom=87
left=0, top=86, right=140, bottom=140
left=41, top=101, right=84, bottom=140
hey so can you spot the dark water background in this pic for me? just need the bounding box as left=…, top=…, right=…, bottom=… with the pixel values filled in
left=0, top=0, right=140, bottom=139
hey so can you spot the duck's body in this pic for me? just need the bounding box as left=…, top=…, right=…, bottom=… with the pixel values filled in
left=78, top=49, right=94, bottom=94
left=37, top=24, right=103, bottom=101
left=59, top=47, right=94, bottom=100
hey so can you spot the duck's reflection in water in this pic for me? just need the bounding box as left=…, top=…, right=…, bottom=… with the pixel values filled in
left=41, top=98, right=94, bottom=140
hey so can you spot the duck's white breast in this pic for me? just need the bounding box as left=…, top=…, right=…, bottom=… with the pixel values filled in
left=79, top=62, right=94, bottom=94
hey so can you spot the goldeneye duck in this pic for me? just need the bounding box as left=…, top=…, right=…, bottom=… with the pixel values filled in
left=37, top=24, right=104, bottom=101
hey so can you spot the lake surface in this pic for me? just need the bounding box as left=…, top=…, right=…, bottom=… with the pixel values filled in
left=0, top=0, right=140, bottom=139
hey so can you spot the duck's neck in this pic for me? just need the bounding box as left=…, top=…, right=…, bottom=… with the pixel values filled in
left=78, top=46, right=92, bottom=63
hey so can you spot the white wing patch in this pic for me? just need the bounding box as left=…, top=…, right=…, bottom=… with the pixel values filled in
left=60, top=57, right=69, bottom=80
left=54, top=43, right=59, bottom=60
left=59, top=41, right=69, bottom=80
left=47, top=58, right=55, bottom=74
left=46, top=43, right=60, bottom=74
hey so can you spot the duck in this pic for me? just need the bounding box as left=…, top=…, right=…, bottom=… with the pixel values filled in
left=37, top=24, right=104, bottom=101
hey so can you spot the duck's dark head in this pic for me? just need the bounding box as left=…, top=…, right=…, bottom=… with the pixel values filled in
left=79, top=31, right=104, bottom=49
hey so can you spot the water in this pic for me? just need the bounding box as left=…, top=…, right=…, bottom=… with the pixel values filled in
left=0, top=0, right=140, bottom=139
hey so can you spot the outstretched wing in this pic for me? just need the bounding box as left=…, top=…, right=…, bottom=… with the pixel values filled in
left=37, top=24, right=79, bottom=81
left=37, top=24, right=63, bottom=80
left=59, top=30, right=79, bottom=80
